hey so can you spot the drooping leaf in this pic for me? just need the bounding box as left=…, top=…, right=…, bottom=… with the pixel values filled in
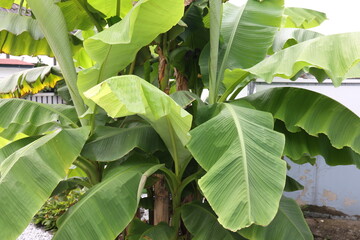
left=284, top=175, right=304, bottom=192
left=73, top=47, right=95, bottom=69
left=180, top=0, right=209, bottom=50
left=0, top=136, right=40, bottom=164
left=57, top=0, right=105, bottom=32
left=239, top=197, right=313, bottom=240
left=50, top=177, right=88, bottom=197
left=84, top=75, right=192, bottom=173
left=221, top=69, right=252, bottom=100
left=67, top=165, right=87, bottom=178
left=126, top=219, right=152, bottom=240
left=182, top=202, right=246, bottom=240
left=81, top=125, right=165, bottom=162
left=275, top=120, right=360, bottom=167
left=87, top=0, right=133, bottom=19
left=78, top=0, right=184, bottom=108
left=282, top=7, right=327, bottom=29
left=0, top=99, right=79, bottom=140
left=0, top=11, right=53, bottom=56
left=0, top=137, right=10, bottom=149
left=0, top=0, right=14, bottom=8
left=53, top=160, right=161, bottom=240
left=170, top=90, right=202, bottom=108
left=187, top=103, right=286, bottom=231
left=241, top=87, right=360, bottom=157
left=0, top=0, right=29, bottom=8
left=0, top=11, right=44, bottom=40
left=231, top=33, right=360, bottom=86
left=140, top=222, right=175, bottom=240
left=0, top=129, right=28, bottom=148
left=126, top=219, right=175, bottom=240
left=27, top=0, right=86, bottom=119
left=0, top=66, right=62, bottom=98
left=0, top=128, right=89, bottom=240
left=271, top=28, right=323, bottom=53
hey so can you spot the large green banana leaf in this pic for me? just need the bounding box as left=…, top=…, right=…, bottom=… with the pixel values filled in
left=201, top=0, right=284, bottom=91
left=87, top=0, right=133, bottom=19
left=180, top=1, right=209, bottom=50
left=0, top=66, right=62, bottom=98
left=0, top=11, right=43, bottom=40
left=219, top=0, right=283, bottom=70
left=27, top=0, right=86, bottom=119
left=127, top=219, right=152, bottom=240
left=226, top=32, right=360, bottom=87
left=282, top=7, right=327, bottom=29
left=187, top=104, right=286, bottom=231
left=285, top=175, right=304, bottom=192
left=276, top=120, right=360, bottom=167
left=0, top=99, right=78, bottom=140
left=240, top=87, right=360, bottom=156
left=0, top=128, right=88, bottom=240
left=0, top=137, right=9, bottom=148
left=271, top=28, right=323, bottom=53
left=57, top=0, right=104, bottom=32
left=170, top=91, right=202, bottom=108
left=0, top=10, right=82, bottom=57
left=84, top=75, right=192, bottom=174
left=139, top=223, right=175, bottom=240
left=53, top=159, right=161, bottom=240
left=0, top=0, right=104, bottom=32
left=0, top=0, right=13, bottom=8
left=0, top=0, right=27, bottom=8
left=0, top=136, right=39, bottom=164
left=127, top=219, right=175, bottom=240
left=0, top=11, right=53, bottom=56
left=81, top=125, right=165, bottom=162
left=240, top=197, right=313, bottom=240
left=182, top=202, right=246, bottom=240
left=78, top=0, right=184, bottom=107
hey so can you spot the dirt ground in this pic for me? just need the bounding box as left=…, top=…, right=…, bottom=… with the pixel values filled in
left=303, top=205, right=360, bottom=240
left=307, top=218, right=360, bottom=240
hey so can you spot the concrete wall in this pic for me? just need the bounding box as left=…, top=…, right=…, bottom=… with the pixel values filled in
left=255, top=78, right=360, bottom=215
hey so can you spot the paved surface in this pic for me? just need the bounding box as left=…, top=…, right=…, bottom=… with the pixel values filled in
left=17, top=224, right=53, bottom=240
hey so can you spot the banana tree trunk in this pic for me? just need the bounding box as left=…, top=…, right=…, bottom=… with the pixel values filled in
left=153, top=174, right=170, bottom=224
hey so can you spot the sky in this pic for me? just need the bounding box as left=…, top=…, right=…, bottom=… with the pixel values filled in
left=286, top=0, right=360, bottom=34
left=231, top=0, right=360, bottom=35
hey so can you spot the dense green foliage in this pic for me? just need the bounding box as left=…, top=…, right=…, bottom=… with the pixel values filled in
left=33, top=188, right=84, bottom=231
left=0, top=0, right=360, bottom=239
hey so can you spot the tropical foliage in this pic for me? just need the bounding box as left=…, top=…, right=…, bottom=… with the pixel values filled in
left=0, top=0, right=360, bottom=239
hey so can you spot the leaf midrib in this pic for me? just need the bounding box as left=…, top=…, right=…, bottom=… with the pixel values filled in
left=225, top=104, right=251, bottom=221
left=217, top=4, right=245, bottom=83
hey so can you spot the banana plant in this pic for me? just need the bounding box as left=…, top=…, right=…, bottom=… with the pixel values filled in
left=0, top=0, right=360, bottom=239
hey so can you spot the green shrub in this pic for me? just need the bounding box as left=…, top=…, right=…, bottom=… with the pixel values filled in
left=32, top=188, right=84, bottom=231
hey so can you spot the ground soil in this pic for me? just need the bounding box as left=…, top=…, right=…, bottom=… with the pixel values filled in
left=307, top=218, right=360, bottom=240
left=303, top=205, right=360, bottom=240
